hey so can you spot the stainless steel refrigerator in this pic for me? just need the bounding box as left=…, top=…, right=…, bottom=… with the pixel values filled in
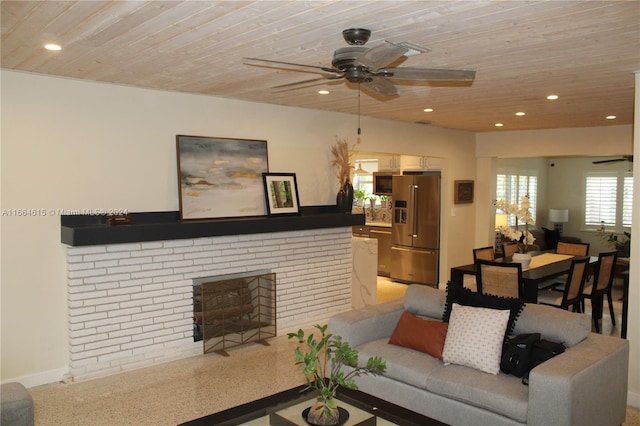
left=391, top=174, right=440, bottom=285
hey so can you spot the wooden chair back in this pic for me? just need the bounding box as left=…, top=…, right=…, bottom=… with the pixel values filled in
left=501, top=242, right=519, bottom=258
left=591, top=251, right=618, bottom=295
left=560, top=256, right=590, bottom=311
left=556, top=241, right=590, bottom=256
left=473, top=246, right=495, bottom=262
left=476, top=259, right=523, bottom=298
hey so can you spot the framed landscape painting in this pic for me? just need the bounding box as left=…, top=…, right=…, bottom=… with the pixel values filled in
left=262, top=173, right=300, bottom=215
left=176, top=135, right=268, bottom=220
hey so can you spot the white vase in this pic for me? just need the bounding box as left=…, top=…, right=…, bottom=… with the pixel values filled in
left=512, top=252, right=532, bottom=268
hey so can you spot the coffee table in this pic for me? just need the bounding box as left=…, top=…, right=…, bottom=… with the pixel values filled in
left=180, top=384, right=446, bottom=425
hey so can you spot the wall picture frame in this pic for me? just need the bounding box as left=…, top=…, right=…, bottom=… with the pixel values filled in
left=454, top=180, right=474, bottom=204
left=262, top=173, right=300, bottom=215
left=176, top=135, right=268, bottom=220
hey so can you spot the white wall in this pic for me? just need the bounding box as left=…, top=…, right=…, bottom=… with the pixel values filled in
left=0, top=70, right=476, bottom=384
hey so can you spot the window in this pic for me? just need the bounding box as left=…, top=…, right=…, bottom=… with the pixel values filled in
left=496, top=172, right=538, bottom=225
left=352, top=159, right=377, bottom=195
left=584, top=173, right=633, bottom=228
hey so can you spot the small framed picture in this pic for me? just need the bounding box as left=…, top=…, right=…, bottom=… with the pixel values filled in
left=262, top=173, right=300, bottom=215
left=454, top=180, right=474, bottom=204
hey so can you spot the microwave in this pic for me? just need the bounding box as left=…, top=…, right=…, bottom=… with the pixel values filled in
left=373, top=172, right=394, bottom=195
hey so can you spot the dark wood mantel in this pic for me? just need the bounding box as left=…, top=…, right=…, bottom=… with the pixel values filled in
left=61, top=206, right=364, bottom=247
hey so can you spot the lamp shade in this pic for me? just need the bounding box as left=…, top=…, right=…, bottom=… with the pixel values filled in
left=548, top=208, right=569, bottom=223
left=495, top=213, right=508, bottom=228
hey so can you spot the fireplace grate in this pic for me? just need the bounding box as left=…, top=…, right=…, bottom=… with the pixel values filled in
left=195, top=272, right=276, bottom=356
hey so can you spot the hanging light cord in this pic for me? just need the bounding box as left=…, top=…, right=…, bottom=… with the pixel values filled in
left=357, top=83, right=362, bottom=135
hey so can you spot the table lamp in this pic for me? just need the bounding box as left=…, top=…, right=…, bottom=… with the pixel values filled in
left=548, top=208, right=569, bottom=234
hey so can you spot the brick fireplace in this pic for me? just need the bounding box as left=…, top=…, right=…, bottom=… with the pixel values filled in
left=63, top=208, right=361, bottom=381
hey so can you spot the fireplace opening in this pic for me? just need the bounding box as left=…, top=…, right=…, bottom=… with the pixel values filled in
left=193, top=272, right=276, bottom=356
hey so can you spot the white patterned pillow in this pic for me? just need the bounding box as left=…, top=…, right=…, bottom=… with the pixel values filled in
left=442, top=303, right=510, bottom=375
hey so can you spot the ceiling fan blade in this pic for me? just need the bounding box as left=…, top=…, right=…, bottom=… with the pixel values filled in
left=592, top=157, right=630, bottom=164
left=380, top=66, right=476, bottom=81
left=354, top=42, right=408, bottom=70
left=272, top=75, right=344, bottom=89
left=362, top=77, right=398, bottom=97
left=272, top=77, right=330, bottom=89
left=244, top=57, right=340, bottom=74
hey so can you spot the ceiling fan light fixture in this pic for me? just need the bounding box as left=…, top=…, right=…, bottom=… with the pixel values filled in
left=342, top=28, right=371, bottom=45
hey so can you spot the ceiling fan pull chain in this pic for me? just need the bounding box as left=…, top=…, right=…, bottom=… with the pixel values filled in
left=358, top=83, right=362, bottom=135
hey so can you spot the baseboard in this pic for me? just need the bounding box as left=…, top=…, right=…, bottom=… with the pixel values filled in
left=628, top=390, right=640, bottom=408
left=1, top=366, right=69, bottom=389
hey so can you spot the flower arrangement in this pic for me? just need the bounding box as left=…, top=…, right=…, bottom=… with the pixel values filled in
left=496, top=195, right=536, bottom=253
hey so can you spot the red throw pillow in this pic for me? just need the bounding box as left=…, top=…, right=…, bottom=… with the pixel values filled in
left=388, top=311, right=449, bottom=360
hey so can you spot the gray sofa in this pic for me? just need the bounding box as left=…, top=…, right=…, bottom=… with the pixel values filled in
left=329, top=285, right=629, bottom=426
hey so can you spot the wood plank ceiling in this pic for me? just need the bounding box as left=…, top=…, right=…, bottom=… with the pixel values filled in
left=2, top=1, right=639, bottom=132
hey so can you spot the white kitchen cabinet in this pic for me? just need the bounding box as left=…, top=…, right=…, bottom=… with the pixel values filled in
left=377, top=155, right=400, bottom=172
left=400, top=155, right=442, bottom=172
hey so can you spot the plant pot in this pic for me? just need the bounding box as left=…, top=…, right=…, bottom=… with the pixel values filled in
left=302, top=402, right=349, bottom=426
left=512, top=252, right=532, bottom=268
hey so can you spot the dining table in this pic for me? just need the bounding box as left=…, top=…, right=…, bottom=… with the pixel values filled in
left=449, top=252, right=591, bottom=303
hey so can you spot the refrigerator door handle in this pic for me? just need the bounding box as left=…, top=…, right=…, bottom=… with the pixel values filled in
left=409, top=184, right=418, bottom=237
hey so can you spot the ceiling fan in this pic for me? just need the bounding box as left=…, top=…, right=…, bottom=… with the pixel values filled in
left=592, top=155, right=634, bottom=165
left=244, top=28, right=476, bottom=97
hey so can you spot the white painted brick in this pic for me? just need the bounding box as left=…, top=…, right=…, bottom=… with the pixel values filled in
left=69, top=311, right=108, bottom=323
left=119, top=256, right=153, bottom=266
left=141, top=241, right=163, bottom=249
left=107, top=243, right=141, bottom=252
left=68, top=284, right=96, bottom=294
left=131, top=248, right=172, bottom=258
left=68, top=246, right=106, bottom=256
left=84, top=252, right=130, bottom=262
left=66, top=226, right=353, bottom=381
left=68, top=268, right=107, bottom=279
left=84, top=273, right=131, bottom=285
left=82, top=294, right=130, bottom=307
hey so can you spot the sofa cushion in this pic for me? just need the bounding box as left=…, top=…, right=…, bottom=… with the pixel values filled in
left=442, top=303, right=510, bottom=375
left=443, top=283, right=524, bottom=340
left=355, top=338, right=444, bottom=390
left=404, top=284, right=446, bottom=319
left=426, top=364, right=529, bottom=423
left=389, top=311, right=448, bottom=360
left=511, top=302, right=591, bottom=347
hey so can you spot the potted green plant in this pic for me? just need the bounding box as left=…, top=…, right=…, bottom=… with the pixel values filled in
left=353, top=189, right=366, bottom=207
left=287, top=324, right=386, bottom=425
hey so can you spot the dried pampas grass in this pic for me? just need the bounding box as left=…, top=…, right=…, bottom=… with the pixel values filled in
left=330, top=138, right=353, bottom=186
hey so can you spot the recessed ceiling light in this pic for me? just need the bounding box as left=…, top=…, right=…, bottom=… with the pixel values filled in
left=495, top=123, right=504, bottom=127
left=44, top=43, right=62, bottom=51
left=546, top=94, right=559, bottom=100
left=606, top=115, right=616, bottom=120
left=423, top=108, right=433, bottom=112
left=318, top=90, right=330, bottom=95
left=515, top=112, right=525, bottom=116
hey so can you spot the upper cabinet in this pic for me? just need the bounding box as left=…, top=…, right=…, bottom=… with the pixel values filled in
left=377, top=155, right=401, bottom=172
left=400, top=155, right=442, bottom=172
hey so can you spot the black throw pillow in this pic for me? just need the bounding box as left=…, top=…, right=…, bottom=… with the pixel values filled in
left=542, top=227, right=560, bottom=250
left=442, top=282, right=525, bottom=341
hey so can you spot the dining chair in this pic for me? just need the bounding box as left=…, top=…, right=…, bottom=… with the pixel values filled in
left=473, top=246, right=495, bottom=262
left=537, top=256, right=590, bottom=312
left=556, top=241, right=590, bottom=256
left=581, top=251, right=618, bottom=332
left=551, top=241, right=591, bottom=290
left=501, top=242, right=519, bottom=259
left=475, top=259, right=523, bottom=299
